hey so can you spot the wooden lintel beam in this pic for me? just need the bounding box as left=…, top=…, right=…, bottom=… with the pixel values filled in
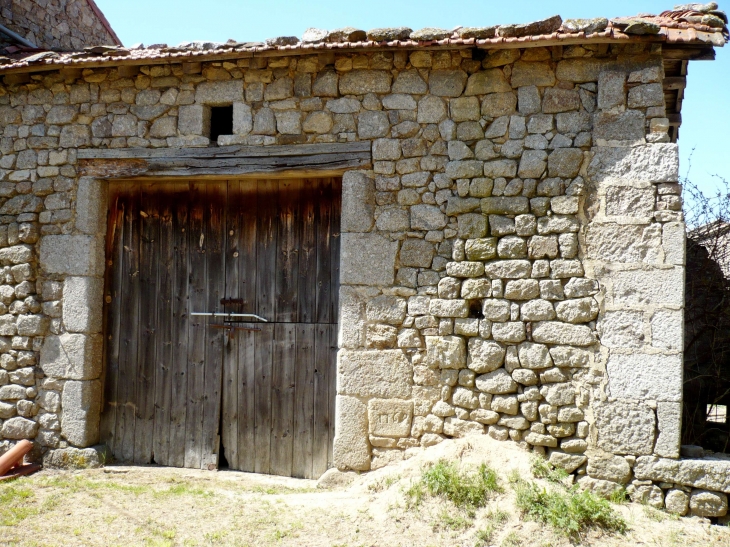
left=77, top=141, right=372, bottom=179
left=117, top=65, right=139, bottom=78
left=182, top=62, right=202, bottom=74
left=663, top=76, right=687, bottom=90
left=77, top=141, right=371, bottom=160
left=662, top=46, right=715, bottom=61
left=79, top=153, right=371, bottom=179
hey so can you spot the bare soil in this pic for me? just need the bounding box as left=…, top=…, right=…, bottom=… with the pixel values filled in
left=1, top=436, right=729, bottom=547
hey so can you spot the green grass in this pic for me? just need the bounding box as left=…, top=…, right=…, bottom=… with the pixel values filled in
left=406, top=459, right=503, bottom=510
left=514, top=480, right=627, bottom=540
left=0, top=484, right=36, bottom=526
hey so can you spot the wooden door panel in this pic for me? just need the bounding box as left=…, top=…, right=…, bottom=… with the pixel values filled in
left=102, top=178, right=340, bottom=477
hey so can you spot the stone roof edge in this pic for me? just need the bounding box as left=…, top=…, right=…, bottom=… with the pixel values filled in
left=85, top=0, right=123, bottom=47
left=0, top=7, right=727, bottom=76
left=0, top=30, right=724, bottom=77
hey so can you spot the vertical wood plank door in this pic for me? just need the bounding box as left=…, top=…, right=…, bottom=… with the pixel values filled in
left=101, top=178, right=341, bottom=478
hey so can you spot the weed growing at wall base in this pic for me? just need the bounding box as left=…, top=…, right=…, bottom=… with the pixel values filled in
left=406, top=459, right=502, bottom=510
left=514, top=480, right=627, bottom=540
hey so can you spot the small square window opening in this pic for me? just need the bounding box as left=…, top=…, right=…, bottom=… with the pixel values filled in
left=209, top=105, right=233, bottom=143
left=707, top=404, right=727, bottom=424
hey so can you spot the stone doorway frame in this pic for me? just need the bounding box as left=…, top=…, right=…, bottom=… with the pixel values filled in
left=44, top=143, right=376, bottom=467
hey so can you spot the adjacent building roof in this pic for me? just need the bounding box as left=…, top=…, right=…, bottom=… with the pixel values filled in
left=0, top=4, right=726, bottom=74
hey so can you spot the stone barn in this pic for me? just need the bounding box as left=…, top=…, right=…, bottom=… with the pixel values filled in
left=1, top=0, right=730, bottom=515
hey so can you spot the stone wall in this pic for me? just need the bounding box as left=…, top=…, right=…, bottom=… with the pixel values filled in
left=0, top=0, right=117, bottom=50
left=0, top=42, right=724, bottom=516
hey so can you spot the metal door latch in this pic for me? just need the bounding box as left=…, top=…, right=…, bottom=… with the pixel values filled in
left=190, top=312, right=268, bottom=322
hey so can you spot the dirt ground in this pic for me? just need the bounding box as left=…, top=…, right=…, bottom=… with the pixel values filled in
left=1, top=437, right=729, bottom=547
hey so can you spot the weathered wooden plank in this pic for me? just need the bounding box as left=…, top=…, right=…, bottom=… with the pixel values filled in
left=275, top=179, right=300, bottom=322
left=237, top=326, right=256, bottom=472
left=184, top=182, right=206, bottom=469
left=312, top=323, right=332, bottom=479
left=293, top=324, right=315, bottom=479
left=256, top=179, right=277, bottom=322
left=314, top=178, right=334, bottom=324
left=254, top=324, right=273, bottom=475
left=153, top=187, right=175, bottom=465
left=168, top=182, right=190, bottom=468
left=116, top=183, right=141, bottom=463
left=661, top=46, right=715, bottom=60
left=78, top=141, right=372, bottom=160
left=327, top=323, right=337, bottom=469
left=271, top=323, right=296, bottom=477
left=78, top=154, right=371, bottom=179
left=237, top=182, right=258, bottom=473
left=298, top=179, right=317, bottom=324
left=329, top=178, right=342, bottom=324
left=201, top=182, right=226, bottom=470
left=221, top=181, right=241, bottom=470
left=99, top=192, right=124, bottom=455
left=239, top=180, right=258, bottom=316
left=146, top=153, right=369, bottom=169
left=134, top=184, right=159, bottom=464
left=663, top=76, right=687, bottom=90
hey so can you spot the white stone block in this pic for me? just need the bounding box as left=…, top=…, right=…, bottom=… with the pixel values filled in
left=662, top=222, right=686, bottom=266
left=368, top=399, right=413, bottom=437
left=61, top=380, right=101, bottom=447
left=585, top=223, right=661, bottom=264
left=651, top=309, right=683, bottom=351
left=337, top=349, right=412, bottom=398
left=63, top=277, right=104, bottom=333
left=341, top=171, right=375, bottom=233
left=607, top=352, right=682, bottom=402
left=40, top=235, right=104, bottom=276
left=340, top=233, right=398, bottom=286
left=40, top=333, right=103, bottom=380
left=195, top=80, right=244, bottom=104
left=232, top=102, right=252, bottom=135
left=338, top=287, right=365, bottom=349
left=75, top=178, right=107, bottom=235
left=610, top=267, right=684, bottom=307
left=588, top=144, right=679, bottom=184
left=178, top=104, right=210, bottom=136
left=655, top=402, right=681, bottom=458
left=598, top=310, right=645, bottom=348
left=595, top=401, right=656, bottom=455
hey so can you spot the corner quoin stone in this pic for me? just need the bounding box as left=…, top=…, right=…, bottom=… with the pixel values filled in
left=333, top=395, right=371, bottom=471
left=40, top=333, right=103, bottom=380
left=337, top=349, right=412, bottom=399
left=339, top=233, right=398, bottom=286
left=595, top=401, right=656, bottom=455
left=61, top=380, right=101, bottom=447
left=40, top=235, right=104, bottom=277
left=62, top=277, right=104, bottom=333
left=606, top=352, right=682, bottom=402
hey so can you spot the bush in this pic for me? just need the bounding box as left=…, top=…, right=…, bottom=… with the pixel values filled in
left=406, top=459, right=502, bottom=510
left=514, top=480, right=627, bottom=539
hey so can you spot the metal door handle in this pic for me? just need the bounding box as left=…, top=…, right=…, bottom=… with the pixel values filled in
left=190, top=312, right=268, bottom=322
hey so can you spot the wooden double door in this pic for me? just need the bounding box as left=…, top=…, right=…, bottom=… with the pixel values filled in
left=100, top=178, right=341, bottom=479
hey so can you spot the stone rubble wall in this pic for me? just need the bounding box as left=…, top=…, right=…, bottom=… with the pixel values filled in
left=0, top=0, right=117, bottom=50
left=0, top=42, right=724, bottom=516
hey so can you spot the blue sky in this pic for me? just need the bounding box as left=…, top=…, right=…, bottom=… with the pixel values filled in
left=96, top=0, right=729, bottom=196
